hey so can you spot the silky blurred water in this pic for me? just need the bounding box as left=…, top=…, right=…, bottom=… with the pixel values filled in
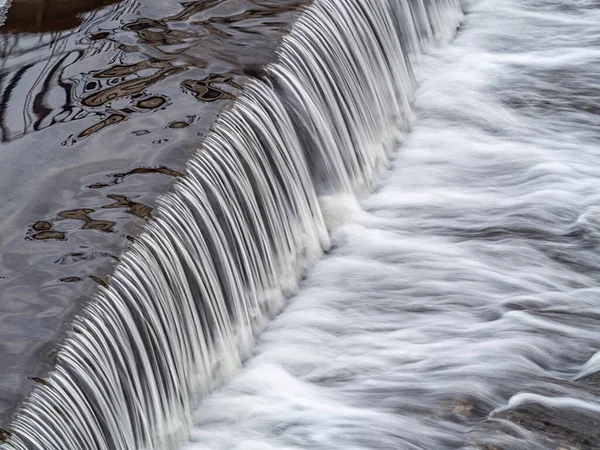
left=0, top=0, right=10, bottom=26
left=0, top=0, right=311, bottom=427
left=182, top=0, right=600, bottom=449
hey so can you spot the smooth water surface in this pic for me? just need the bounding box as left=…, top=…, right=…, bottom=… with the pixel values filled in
left=0, top=0, right=307, bottom=426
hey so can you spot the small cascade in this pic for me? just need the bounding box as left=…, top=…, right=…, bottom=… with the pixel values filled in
left=1, top=0, right=462, bottom=449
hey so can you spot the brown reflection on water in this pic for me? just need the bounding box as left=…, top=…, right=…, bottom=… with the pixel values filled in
left=0, top=428, right=11, bottom=442
left=58, top=277, right=83, bottom=283
left=57, top=209, right=116, bottom=233
left=114, top=166, right=184, bottom=179
left=89, top=275, right=109, bottom=288
left=87, top=166, right=184, bottom=189
left=0, top=0, right=308, bottom=146
left=135, top=95, right=169, bottom=110
left=94, top=60, right=172, bottom=78
left=27, top=377, right=47, bottom=387
left=169, top=120, right=190, bottom=129
left=182, top=74, right=242, bottom=102
left=77, top=113, right=126, bottom=139
left=2, top=0, right=121, bottom=33
left=54, top=251, right=118, bottom=265
left=0, top=0, right=311, bottom=426
left=102, top=194, right=153, bottom=220
left=81, top=65, right=186, bottom=108
left=26, top=222, right=65, bottom=241
left=191, top=2, right=306, bottom=29
left=26, top=207, right=119, bottom=241
left=122, top=18, right=200, bottom=53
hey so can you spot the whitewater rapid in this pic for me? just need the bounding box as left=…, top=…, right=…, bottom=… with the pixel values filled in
left=182, top=0, right=600, bottom=449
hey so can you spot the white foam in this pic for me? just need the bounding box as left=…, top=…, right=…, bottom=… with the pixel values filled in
left=182, top=0, right=600, bottom=448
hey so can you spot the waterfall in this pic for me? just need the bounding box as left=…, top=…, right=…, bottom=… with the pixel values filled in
left=1, top=0, right=462, bottom=448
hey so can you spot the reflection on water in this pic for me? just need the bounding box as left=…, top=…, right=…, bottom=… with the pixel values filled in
left=80, top=64, right=185, bottom=108
left=2, top=0, right=121, bottom=33
left=58, top=208, right=116, bottom=233
left=164, top=0, right=222, bottom=22
left=26, top=197, right=152, bottom=242
left=54, top=251, right=118, bottom=265
left=169, top=120, right=191, bottom=128
left=89, top=275, right=108, bottom=288
left=182, top=74, right=242, bottom=102
left=87, top=165, right=184, bottom=188
left=26, top=377, right=46, bottom=387
left=58, top=277, right=82, bottom=283
left=102, top=194, right=153, bottom=220
left=0, top=0, right=306, bottom=145
left=26, top=221, right=66, bottom=241
left=76, top=113, right=126, bottom=139
left=0, top=0, right=310, bottom=425
left=122, top=18, right=200, bottom=52
left=0, top=428, right=10, bottom=443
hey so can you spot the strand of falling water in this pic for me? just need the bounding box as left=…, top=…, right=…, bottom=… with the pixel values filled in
left=5, top=84, right=330, bottom=450
left=0, top=0, right=11, bottom=27
left=0, top=0, right=463, bottom=449
left=272, top=0, right=461, bottom=197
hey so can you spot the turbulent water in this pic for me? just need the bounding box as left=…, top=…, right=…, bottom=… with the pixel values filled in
left=180, top=1, right=600, bottom=450
left=1, top=0, right=462, bottom=448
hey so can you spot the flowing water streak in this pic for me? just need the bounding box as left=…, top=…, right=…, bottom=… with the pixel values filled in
left=182, top=1, right=600, bottom=449
left=0, top=0, right=11, bottom=27
left=1, top=0, right=462, bottom=448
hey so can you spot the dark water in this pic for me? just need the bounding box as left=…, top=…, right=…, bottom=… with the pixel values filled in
left=0, top=0, right=308, bottom=426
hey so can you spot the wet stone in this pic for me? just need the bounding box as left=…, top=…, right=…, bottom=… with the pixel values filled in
left=500, top=403, right=600, bottom=449
left=469, top=400, right=600, bottom=450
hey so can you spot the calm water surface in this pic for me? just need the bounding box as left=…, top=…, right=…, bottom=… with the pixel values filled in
left=0, top=0, right=307, bottom=425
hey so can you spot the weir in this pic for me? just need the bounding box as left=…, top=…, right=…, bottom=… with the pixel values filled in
left=0, top=0, right=309, bottom=427
left=0, top=0, right=462, bottom=448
